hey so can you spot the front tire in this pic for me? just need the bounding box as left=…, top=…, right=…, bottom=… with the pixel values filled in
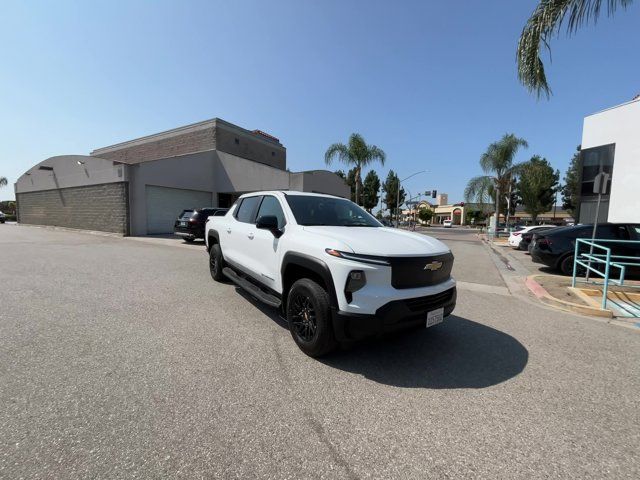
left=209, top=244, right=225, bottom=282
left=287, top=278, right=337, bottom=357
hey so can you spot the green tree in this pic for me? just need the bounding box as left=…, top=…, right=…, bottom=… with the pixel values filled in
left=382, top=170, right=405, bottom=217
left=464, top=134, right=528, bottom=230
left=334, top=169, right=359, bottom=202
left=0, top=177, right=8, bottom=188
left=517, top=156, right=560, bottom=223
left=517, top=0, right=633, bottom=98
left=325, top=133, right=385, bottom=205
left=562, top=146, right=581, bottom=215
left=362, top=170, right=381, bottom=212
left=418, top=207, right=433, bottom=224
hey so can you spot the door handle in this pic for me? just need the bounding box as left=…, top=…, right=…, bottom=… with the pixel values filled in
left=226, top=229, right=231, bottom=234
left=248, top=233, right=254, bottom=240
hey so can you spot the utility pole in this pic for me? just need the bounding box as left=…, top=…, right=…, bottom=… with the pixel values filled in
left=492, top=180, right=500, bottom=238
left=395, top=170, right=428, bottom=228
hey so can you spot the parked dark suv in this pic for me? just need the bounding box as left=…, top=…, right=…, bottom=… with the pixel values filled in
left=530, top=223, right=640, bottom=275
left=174, top=208, right=228, bottom=242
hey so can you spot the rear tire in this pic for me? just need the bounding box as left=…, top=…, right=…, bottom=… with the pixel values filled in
left=185, top=237, right=195, bottom=243
left=559, top=255, right=587, bottom=276
left=287, top=278, right=337, bottom=357
left=209, top=244, right=225, bottom=282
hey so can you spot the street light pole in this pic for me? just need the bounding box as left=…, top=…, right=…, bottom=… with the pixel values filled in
left=395, top=170, right=428, bottom=228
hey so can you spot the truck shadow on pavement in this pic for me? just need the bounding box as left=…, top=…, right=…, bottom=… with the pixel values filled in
left=237, top=289, right=528, bottom=389
left=321, top=316, right=529, bottom=389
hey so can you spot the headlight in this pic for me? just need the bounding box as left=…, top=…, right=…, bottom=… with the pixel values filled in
left=325, top=248, right=390, bottom=266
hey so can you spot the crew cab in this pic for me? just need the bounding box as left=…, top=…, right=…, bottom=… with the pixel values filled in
left=205, top=191, right=456, bottom=357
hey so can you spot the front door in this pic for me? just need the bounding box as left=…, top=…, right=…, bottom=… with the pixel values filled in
left=251, top=195, right=288, bottom=292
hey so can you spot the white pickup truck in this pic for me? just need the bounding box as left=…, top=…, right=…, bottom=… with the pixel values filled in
left=205, top=191, right=456, bottom=356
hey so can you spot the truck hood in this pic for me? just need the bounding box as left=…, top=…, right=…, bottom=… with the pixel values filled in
left=302, top=226, right=450, bottom=256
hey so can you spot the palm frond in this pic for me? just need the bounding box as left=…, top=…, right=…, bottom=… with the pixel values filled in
left=464, top=175, right=494, bottom=204
left=324, top=143, right=352, bottom=166
left=363, top=145, right=386, bottom=167
left=0, top=176, right=8, bottom=187
left=517, top=0, right=633, bottom=98
left=479, top=134, right=528, bottom=176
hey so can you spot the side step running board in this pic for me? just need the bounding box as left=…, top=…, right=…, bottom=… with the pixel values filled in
left=223, top=267, right=282, bottom=308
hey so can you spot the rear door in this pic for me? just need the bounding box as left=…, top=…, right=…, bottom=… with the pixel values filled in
left=225, top=195, right=262, bottom=270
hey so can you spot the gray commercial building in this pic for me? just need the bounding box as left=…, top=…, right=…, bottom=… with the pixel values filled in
left=15, top=118, right=349, bottom=235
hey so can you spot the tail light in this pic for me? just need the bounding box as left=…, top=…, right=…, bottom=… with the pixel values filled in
left=537, top=238, right=552, bottom=249
left=513, top=232, right=521, bottom=236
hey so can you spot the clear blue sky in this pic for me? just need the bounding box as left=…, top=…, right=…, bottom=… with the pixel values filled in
left=1, top=0, right=638, bottom=202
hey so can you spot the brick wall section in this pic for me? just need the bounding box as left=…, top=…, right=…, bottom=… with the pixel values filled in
left=93, top=124, right=286, bottom=169
left=96, top=127, right=216, bottom=164
left=17, top=182, right=129, bottom=234
left=215, top=125, right=286, bottom=169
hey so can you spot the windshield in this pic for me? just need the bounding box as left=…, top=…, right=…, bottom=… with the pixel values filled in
left=285, top=195, right=381, bottom=227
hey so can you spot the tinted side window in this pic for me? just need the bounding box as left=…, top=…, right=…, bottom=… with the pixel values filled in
left=235, top=196, right=262, bottom=223
left=597, top=225, right=631, bottom=240
left=256, top=196, right=286, bottom=229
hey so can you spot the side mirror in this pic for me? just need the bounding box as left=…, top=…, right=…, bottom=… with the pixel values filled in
left=256, top=215, right=282, bottom=237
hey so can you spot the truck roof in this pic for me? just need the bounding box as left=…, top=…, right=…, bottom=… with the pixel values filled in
left=238, top=191, right=343, bottom=199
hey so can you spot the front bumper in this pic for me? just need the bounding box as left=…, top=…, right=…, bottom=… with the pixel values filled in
left=332, top=287, right=457, bottom=341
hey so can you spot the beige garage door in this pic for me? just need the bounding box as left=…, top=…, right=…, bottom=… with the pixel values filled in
left=145, top=185, right=213, bottom=234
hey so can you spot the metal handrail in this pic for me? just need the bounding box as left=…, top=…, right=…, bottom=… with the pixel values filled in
left=572, top=238, right=640, bottom=310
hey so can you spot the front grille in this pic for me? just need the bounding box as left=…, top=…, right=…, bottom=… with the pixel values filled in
left=404, top=288, right=455, bottom=312
left=390, top=253, right=453, bottom=289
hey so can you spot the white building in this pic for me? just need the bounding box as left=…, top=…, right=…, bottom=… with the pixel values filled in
left=579, top=97, right=640, bottom=223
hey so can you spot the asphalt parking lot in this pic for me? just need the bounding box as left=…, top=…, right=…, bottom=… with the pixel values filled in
left=1, top=225, right=639, bottom=478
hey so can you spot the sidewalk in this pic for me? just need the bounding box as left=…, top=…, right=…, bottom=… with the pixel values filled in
left=481, top=233, right=640, bottom=329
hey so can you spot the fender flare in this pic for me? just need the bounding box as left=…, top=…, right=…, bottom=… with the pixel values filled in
left=206, top=229, right=220, bottom=252
left=281, top=252, right=338, bottom=309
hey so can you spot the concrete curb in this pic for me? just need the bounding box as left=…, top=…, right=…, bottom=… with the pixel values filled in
left=524, top=275, right=613, bottom=319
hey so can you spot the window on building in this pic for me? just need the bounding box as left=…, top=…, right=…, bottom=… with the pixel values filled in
left=234, top=138, right=240, bottom=145
left=271, top=151, right=275, bottom=157
left=580, top=144, right=615, bottom=197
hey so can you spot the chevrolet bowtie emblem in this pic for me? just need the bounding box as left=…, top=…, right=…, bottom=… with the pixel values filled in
left=424, top=261, right=443, bottom=271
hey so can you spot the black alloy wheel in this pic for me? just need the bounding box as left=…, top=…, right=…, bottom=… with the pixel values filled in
left=286, top=278, right=337, bottom=357
left=209, top=244, right=225, bottom=281
left=290, top=293, right=317, bottom=342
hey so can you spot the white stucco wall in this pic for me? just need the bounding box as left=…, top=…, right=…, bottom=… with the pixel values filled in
left=15, top=155, right=126, bottom=193
left=582, top=99, right=640, bottom=223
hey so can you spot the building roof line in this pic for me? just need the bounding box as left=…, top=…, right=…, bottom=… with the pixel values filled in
left=90, top=117, right=283, bottom=156
left=585, top=97, right=640, bottom=117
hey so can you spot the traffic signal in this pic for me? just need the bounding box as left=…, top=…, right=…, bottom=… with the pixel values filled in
left=431, top=190, right=437, bottom=198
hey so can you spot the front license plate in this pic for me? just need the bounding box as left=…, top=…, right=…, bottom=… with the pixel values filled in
left=426, top=308, right=444, bottom=328
left=180, top=221, right=187, bottom=226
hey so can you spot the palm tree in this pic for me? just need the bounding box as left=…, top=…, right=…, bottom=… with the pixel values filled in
left=0, top=177, right=8, bottom=188
left=465, top=134, right=528, bottom=233
left=325, top=133, right=385, bottom=205
left=517, top=0, right=633, bottom=98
